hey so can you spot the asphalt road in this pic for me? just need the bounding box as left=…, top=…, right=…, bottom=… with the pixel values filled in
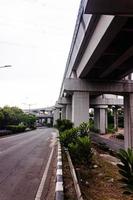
left=0, top=128, right=57, bottom=200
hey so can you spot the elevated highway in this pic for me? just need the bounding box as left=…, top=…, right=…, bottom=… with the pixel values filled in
left=54, top=0, right=133, bottom=148
left=24, top=107, right=53, bottom=126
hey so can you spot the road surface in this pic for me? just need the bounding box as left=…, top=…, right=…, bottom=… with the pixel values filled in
left=0, top=128, right=57, bottom=200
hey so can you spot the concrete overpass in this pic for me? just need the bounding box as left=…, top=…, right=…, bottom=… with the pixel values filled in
left=24, top=107, right=53, bottom=126
left=54, top=0, right=133, bottom=149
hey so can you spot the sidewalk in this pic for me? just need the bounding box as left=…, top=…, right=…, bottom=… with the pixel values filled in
left=89, top=132, right=124, bottom=152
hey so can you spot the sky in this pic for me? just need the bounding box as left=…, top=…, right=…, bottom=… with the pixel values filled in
left=0, top=0, right=80, bottom=109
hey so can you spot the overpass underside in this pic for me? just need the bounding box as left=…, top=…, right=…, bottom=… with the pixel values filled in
left=55, top=0, right=133, bottom=149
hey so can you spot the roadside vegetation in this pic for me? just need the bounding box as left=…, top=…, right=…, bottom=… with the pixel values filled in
left=0, top=106, right=36, bottom=136
left=55, top=119, right=133, bottom=200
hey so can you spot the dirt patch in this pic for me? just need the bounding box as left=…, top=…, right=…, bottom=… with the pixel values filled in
left=62, top=149, right=77, bottom=200
left=62, top=140, right=133, bottom=200
left=75, top=150, right=133, bottom=200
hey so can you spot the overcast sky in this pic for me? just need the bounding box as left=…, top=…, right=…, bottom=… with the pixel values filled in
left=0, top=0, right=80, bottom=109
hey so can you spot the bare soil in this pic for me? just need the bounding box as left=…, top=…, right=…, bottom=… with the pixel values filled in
left=75, top=145, right=133, bottom=200
left=62, top=140, right=133, bottom=200
left=62, top=149, right=77, bottom=200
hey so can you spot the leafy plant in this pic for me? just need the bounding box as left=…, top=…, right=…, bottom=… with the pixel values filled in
left=59, top=128, right=78, bottom=148
left=117, top=148, right=133, bottom=194
left=55, top=119, right=73, bottom=132
left=116, top=133, right=124, bottom=140
left=7, top=124, right=27, bottom=134
left=106, top=123, right=116, bottom=133
left=90, top=127, right=100, bottom=133
left=78, top=122, right=90, bottom=137
left=87, top=119, right=100, bottom=133
left=68, top=136, right=92, bottom=166
left=118, top=116, right=124, bottom=128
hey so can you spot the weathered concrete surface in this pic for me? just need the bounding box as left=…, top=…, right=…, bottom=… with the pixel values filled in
left=72, top=91, right=89, bottom=126
left=90, top=132, right=124, bottom=152
left=84, top=0, right=133, bottom=15
left=66, top=104, right=72, bottom=121
left=64, top=78, right=133, bottom=94
left=0, top=128, right=57, bottom=200
left=94, top=106, right=108, bottom=133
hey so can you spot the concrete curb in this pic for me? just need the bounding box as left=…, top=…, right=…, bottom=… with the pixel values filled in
left=55, top=140, right=64, bottom=200
left=66, top=150, right=83, bottom=200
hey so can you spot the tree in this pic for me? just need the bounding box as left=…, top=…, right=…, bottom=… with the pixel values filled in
left=0, top=106, right=37, bottom=129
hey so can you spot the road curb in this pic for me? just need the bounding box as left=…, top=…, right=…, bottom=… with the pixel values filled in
left=55, top=139, right=64, bottom=200
left=66, top=150, right=83, bottom=200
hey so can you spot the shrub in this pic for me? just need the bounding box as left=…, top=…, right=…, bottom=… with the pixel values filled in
left=78, top=122, right=90, bottom=137
left=55, top=119, right=73, bottom=132
left=68, top=136, right=92, bottom=166
left=118, top=116, right=124, bottom=128
left=7, top=124, right=27, bottom=134
left=108, top=110, right=114, bottom=124
left=106, top=128, right=116, bottom=133
left=117, top=148, right=133, bottom=194
left=106, top=124, right=116, bottom=133
left=90, top=127, right=100, bottom=133
left=87, top=119, right=100, bottom=133
left=22, top=114, right=36, bottom=129
left=59, top=128, right=78, bottom=148
left=116, top=133, right=124, bottom=140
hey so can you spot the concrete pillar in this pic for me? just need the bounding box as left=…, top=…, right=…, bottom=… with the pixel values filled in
left=66, top=104, right=72, bottom=121
left=94, top=106, right=108, bottom=134
left=53, top=109, right=60, bottom=125
left=61, top=106, right=66, bottom=119
left=47, top=118, right=51, bottom=124
left=113, top=108, right=118, bottom=130
left=72, top=92, right=89, bottom=127
left=124, top=94, right=133, bottom=149
left=94, top=108, right=99, bottom=131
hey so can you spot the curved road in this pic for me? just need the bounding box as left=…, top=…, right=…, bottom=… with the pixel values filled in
left=0, top=128, right=57, bottom=200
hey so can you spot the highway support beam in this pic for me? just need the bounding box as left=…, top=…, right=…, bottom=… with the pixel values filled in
left=72, top=92, right=89, bottom=127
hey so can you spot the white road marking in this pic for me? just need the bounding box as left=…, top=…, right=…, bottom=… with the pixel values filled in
left=35, top=132, right=57, bottom=200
